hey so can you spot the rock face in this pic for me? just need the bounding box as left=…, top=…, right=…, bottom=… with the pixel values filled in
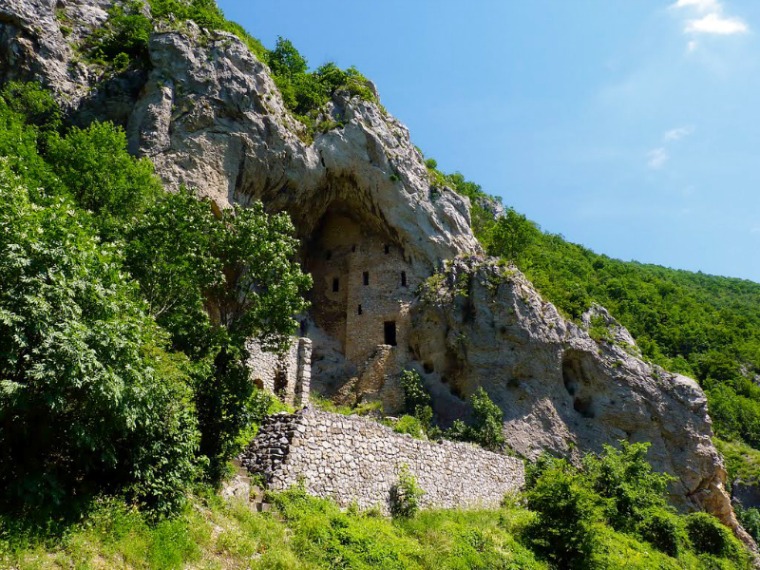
left=411, top=257, right=749, bottom=542
left=0, top=0, right=751, bottom=546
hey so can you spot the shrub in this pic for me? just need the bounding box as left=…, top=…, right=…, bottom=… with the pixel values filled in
left=684, top=512, right=738, bottom=558
left=390, top=465, right=424, bottom=519
left=524, top=454, right=600, bottom=568
left=85, top=1, right=152, bottom=66
left=393, top=415, right=425, bottom=439
left=583, top=441, right=675, bottom=533
left=636, top=508, right=687, bottom=557
left=46, top=121, right=161, bottom=235
left=399, top=369, right=431, bottom=417
left=470, top=387, right=505, bottom=451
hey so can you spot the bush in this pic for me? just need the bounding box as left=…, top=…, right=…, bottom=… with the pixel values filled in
left=637, top=508, right=687, bottom=557
left=46, top=121, right=161, bottom=234
left=85, top=1, right=152, bottom=66
left=583, top=441, right=675, bottom=533
left=393, top=415, right=425, bottom=439
left=684, top=512, right=738, bottom=558
left=524, top=454, right=600, bottom=568
left=470, top=387, right=505, bottom=451
left=390, top=465, right=424, bottom=519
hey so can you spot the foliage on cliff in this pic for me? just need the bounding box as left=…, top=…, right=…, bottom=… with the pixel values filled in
left=0, top=82, right=310, bottom=516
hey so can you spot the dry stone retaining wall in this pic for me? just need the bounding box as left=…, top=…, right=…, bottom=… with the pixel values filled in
left=240, top=408, right=525, bottom=513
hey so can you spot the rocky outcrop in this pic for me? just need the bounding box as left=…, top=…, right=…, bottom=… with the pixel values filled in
left=1, top=0, right=478, bottom=272
left=411, top=257, right=751, bottom=544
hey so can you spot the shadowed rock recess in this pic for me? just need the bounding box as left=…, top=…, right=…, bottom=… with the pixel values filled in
left=1, top=0, right=750, bottom=545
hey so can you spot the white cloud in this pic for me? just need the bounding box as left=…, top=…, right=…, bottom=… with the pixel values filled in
left=663, top=126, right=695, bottom=141
left=647, top=148, right=669, bottom=169
left=672, top=0, right=721, bottom=12
left=686, top=13, right=748, bottom=34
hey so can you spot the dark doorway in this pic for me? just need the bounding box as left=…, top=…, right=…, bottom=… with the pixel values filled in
left=401, top=271, right=407, bottom=287
left=384, top=244, right=390, bottom=254
left=332, top=277, right=340, bottom=292
left=273, top=368, right=287, bottom=398
left=358, top=304, right=363, bottom=315
left=363, top=271, right=369, bottom=286
left=384, top=321, right=397, bottom=346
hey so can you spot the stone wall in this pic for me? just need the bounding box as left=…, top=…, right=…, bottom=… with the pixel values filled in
left=306, top=210, right=417, bottom=367
left=240, top=408, right=525, bottom=513
left=246, top=337, right=312, bottom=407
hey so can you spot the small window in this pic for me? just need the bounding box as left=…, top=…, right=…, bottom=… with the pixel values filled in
left=332, top=277, right=339, bottom=292
left=325, top=250, right=332, bottom=261
left=351, top=244, right=356, bottom=252
left=363, top=271, right=369, bottom=286
left=358, top=304, right=363, bottom=315
left=384, top=244, right=390, bottom=254
left=384, top=321, right=397, bottom=346
left=401, top=271, right=407, bottom=287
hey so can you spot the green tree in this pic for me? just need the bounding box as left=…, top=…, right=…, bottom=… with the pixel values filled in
left=489, top=207, right=540, bottom=264
left=0, top=165, right=198, bottom=517
left=267, top=36, right=308, bottom=78
left=583, top=442, right=675, bottom=533
left=46, top=121, right=161, bottom=234
left=126, top=191, right=312, bottom=480
left=470, top=387, right=505, bottom=451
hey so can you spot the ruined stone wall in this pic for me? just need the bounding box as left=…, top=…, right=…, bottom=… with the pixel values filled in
left=246, top=337, right=312, bottom=407
left=240, top=408, right=525, bottom=513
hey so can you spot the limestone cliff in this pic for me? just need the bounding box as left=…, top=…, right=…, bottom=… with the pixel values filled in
left=0, top=0, right=749, bottom=546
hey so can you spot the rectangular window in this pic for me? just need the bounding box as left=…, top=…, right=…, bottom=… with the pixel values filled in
left=358, top=304, right=362, bottom=315
left=332, top=277, right=339, bottom=292
left=384, top=244, right=390, bottom=254
left=401, top=271, right=407, bottom=287
left=363, top=271, right=369, bottom=286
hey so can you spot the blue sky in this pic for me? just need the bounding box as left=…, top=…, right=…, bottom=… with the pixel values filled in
left=218, top=0, right=760, bottom=283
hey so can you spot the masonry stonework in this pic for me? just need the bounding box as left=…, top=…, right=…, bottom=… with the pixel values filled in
left=240, top=408, right=525, bottom=513
left=306, top=210, right=417, bottom=364
left=246, top=337, right=312, bottom=407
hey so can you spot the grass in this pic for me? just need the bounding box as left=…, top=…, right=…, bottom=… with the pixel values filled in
left=2, top=487, right=749, bottom=570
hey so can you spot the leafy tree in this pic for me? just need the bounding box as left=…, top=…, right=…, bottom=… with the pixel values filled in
left=126, top=191, right=311, bottom=479
left=46, top=121, right=161, bottom=234
left=489, top=207, right=540, bottom=264
left=267, top=36, right=308, bottom=78
left=0, top=165, right=198, bottom=517
left=583, top=442, right=675, bottom=533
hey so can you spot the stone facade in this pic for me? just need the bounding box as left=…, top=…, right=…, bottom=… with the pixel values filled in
left=306, top=211, right=416, bottom=365
left=240, top=408, right=525, bottom=513
left=246, top=337, right=312, bottom=407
